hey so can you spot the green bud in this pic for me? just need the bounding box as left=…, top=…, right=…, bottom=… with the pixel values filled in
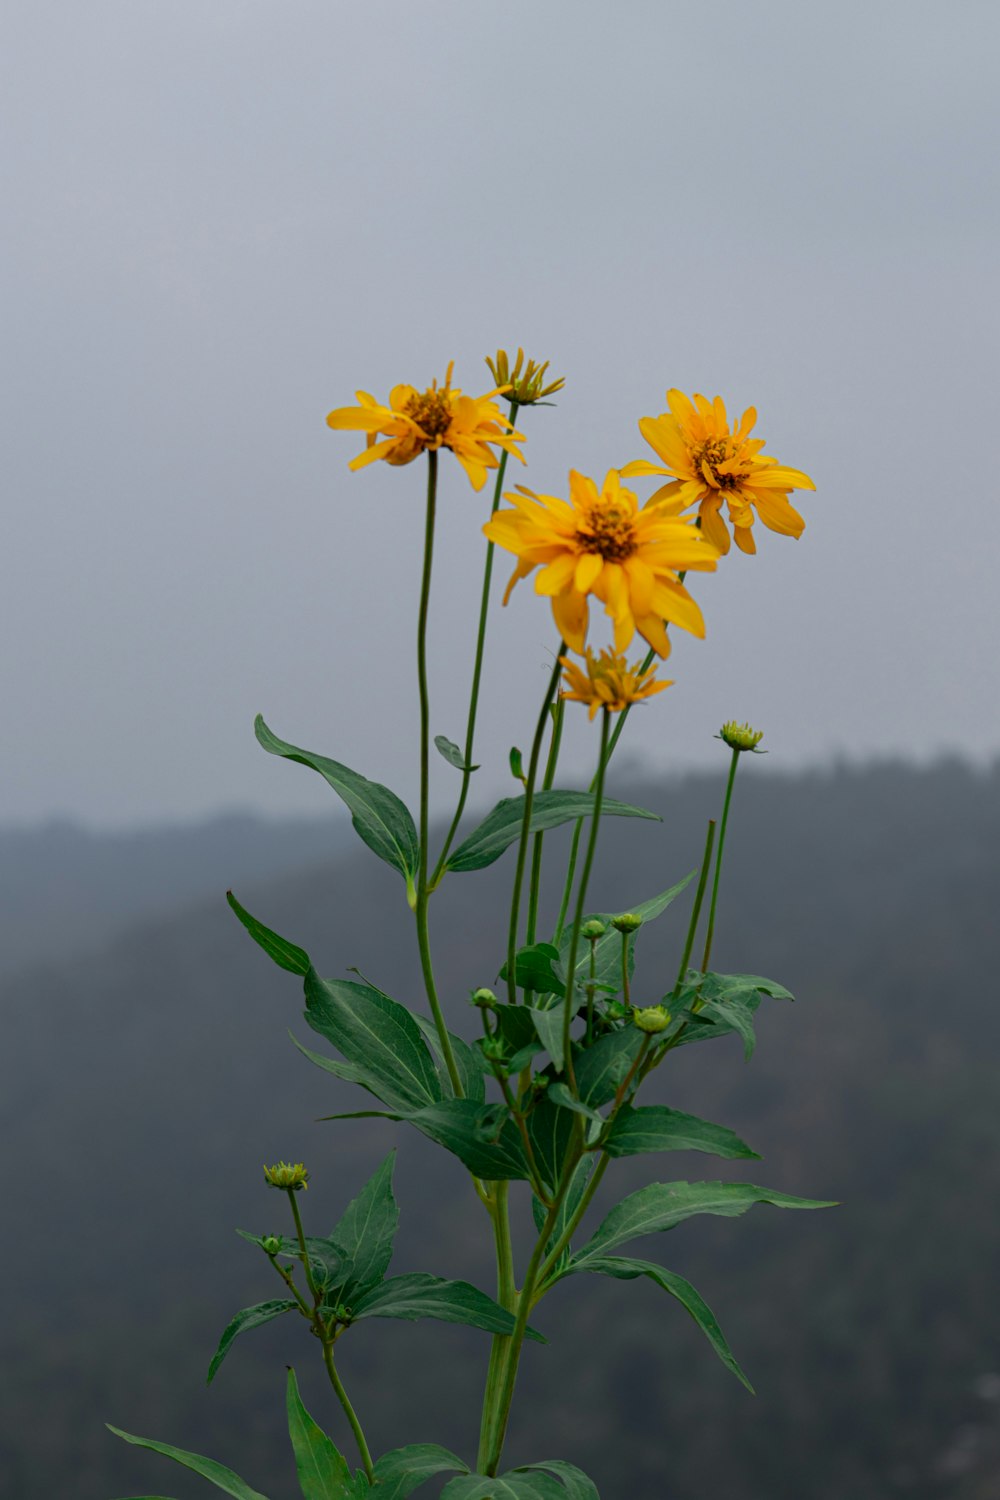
left=717, top=720, right=765, bottom=753
left=470, top=987, right=497, bottom=1008
left=481, top=1034, right=507, bottom=1062
left=633, top=1004, right=671, bottom=1034
left=263, top=1161, right=309, bottom=1191
left=604, top=999, right=631, bottom=1022
left=261, top=1235, right=281, bottom=1256
left=581, top=919, right=607, bottom=941
left=611, top=912, right=643, bottom=934
left=509, top=746, right=526, bottom=783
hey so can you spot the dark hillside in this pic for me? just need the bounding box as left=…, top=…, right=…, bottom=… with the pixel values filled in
left=1, top=759, right=998, bottom=1498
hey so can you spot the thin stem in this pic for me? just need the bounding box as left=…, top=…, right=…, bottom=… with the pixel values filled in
left=560, top=710, right=612, bottom=1094
left=526, top=694, right=565, bottom=945
left=673, top=818, right=717, bottom=990
left=476, top=1183, right=517, bottom=1470
left=320, top=1339, right=375, bottom=1482
left=431, top=401, right=520, bottom=887
left=413, top=451, right=463, bottom=1096
left=488, top=1060, right=549, bottom=1204
left=505, top=645, right=566, bottom=1005
left=701, top=747, right=740, bottom=973
left=287, top=1191, right=319, bottom=1305
left=620, top=930, right=631, bottom=1006
left=536, top=1152, right=610, bottom=1289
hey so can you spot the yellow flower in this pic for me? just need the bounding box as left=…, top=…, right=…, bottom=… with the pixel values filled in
left=718, top=719, right=765, bottom=753
left=621, top=390, right=815, bottom=556
left=560, top=647, right=671, bottom=719
left=485, top=348, right=565, bottom=405
left=484, top=468, right=717, bottom=657
left=326, top=363, right=525, bottom=491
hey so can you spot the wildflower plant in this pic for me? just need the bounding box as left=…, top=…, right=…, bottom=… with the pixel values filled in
left=111, top=355, right=828, bottom=1499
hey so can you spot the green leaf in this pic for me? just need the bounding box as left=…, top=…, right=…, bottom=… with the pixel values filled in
left=286, top=1368, right=355, bottom=1499
left=227, top=892, right=310, bottom=976
left=351, top=1274, right=544, bottom=1341
left=704, top=970, right=795, bottom=1002
left=570, top=1255, right=754, bottom=1393
left=413, top=1015, right=486, bottom=1103
left=499, top=943, right=564, bottom=997
left=369, top=1443, right=469, bottom=1499
left=305, top=970, right=442, bottom=1113
left=533, top=1158, right=593, bottom=1275
left=517, top=1461, right=600, bottom=1499
left=328, top=1152, right=399, bottom=1303
left=695, top=997, right=758, bottom=1060
left=409, top=1099, right=531, bottom=1181
left=672, top=991, right=762, bottom=1050
left=575, top=1180, right=836, bottom=1265
left=573, top=1028, right=644, bottom=1108
left=256, top=716, right=419, bottom=895
left=603, top=1105, right=759, bottom=1161
left=547, top=1082, right=604, bottom=1144
left=441, top=1473, right=563, bottom=1499
left=525, top=1094, right=574, bottom=1195
left=206, top=1300, right=299, bottom=1385
left=491, top=1002, right=542, bottom=1056
left=528, top=1004, right=566, bottom=1071
left=446, top=790, right=659, bottom=874
left=435, top=735, right=479, bottom=774
left=290, top=1033, right=395, bottom=1104
left=558, top=875, right=694, bottom=995
left=107, top=1427, right=271, bottom=1500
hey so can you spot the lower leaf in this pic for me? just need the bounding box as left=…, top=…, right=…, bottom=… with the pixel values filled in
left=106, top=1427, right=271, bottom=1500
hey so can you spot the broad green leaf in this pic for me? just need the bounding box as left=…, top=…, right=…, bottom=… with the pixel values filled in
left=547, top=1083, right=604, bottom=1143
left=573, top=1028, right=644, bottom=1108
left=696, top=997, right=758, bottom=1060
left=603, top=1105, right=759, bottom=1161
left=413, top=1015, right=486, bottom=1103
left=526, top=1094, right=575, bottom=1195
left=446, top=791, right=659, bottom=874
left=227, top=892, right=310, bottom=976
left=533, top=1158, right=593, bottom=1275
left=329, top=1152, right=398, bottom=1303
left=286, top=1368, right=355, bottom=1499
left=704, top=970, right=795, bottom=1002
left=409, top=1099, right=531, bottom=1180
left=305, top=970, right=442, bottom=1112
left=107, top=1426, right=271, bottom=1500
left=435, top=735, right=479, bottom=773
left=499, top=943, right=564, bottom=998
left=517, top=1461, right=600, bottom=1499
left=558, top=875, right=694, bottom=995
left=529, top=1004, right=566, bottom=1071
left=351, top=1274, right=544, bottom=1341
left=290, top=1033, right=396, bottom=1105
left=571, top=1255, right=754, bottom=1393
left=441, top=1473, right=563, bottom=1499
left=491, top=1003, right=541, bottom=1057
left=672, top=991, right=762, bottom=1050
left=575, top=1181, right=836, bottom=1266
left=256, top=716, right=419, bottom=895
left=370, top=1443, right=469, bottom=1499
left=206, top=1300, right=298, bottom=1385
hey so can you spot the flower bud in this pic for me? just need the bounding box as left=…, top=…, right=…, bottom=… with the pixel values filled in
left=718, top=720, right=765, bottom=753
left=470, top=987, right=497, bottom=1008
left=261, top=1235, right=282, bottom=1256
left=611, top=912, right=643, bottom=934
left=481, top=1034, right=507, bottom=1063
left=263, top=1161, right=309, bottom=1191
left=486, top=348, right=565, bottom=406
left=581, top=919, right=607, bottom=941
left=604, top=999, right=631, bottom=1022
left=633, top=1005, right=671, bottom=1034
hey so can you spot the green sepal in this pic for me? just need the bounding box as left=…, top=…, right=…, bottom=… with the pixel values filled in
left=446, top=790, right=659, bottom=874
left=435, top=735, right=479, bottom=773
left=351, top=1273, right=544, bottom=1342
left=369, top=1442, right=469, bottom=1498
left=602, top=1105, right=759, bottom=1161
left=574, top=1180, right=837, bottom=1266
left=255, top=716, right=419, bottom=900
left=227, top=892, right=310, bottom=976
left=304, top=969, right=442, bottom=1113
left=285, top=1367, right=356, bottom=1499
left=206, top=1300, right=299, bottom=1385
left=563, top=1255, right=754, bottom=1394
left=106, top=1426, right=271, bottom=1500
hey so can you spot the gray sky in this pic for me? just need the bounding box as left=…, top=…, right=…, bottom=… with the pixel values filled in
left=3, top=0, right=999, bottom=828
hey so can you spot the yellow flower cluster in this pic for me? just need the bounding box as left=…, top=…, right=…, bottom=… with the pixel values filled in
left=560, top=647, right=670, bottom=719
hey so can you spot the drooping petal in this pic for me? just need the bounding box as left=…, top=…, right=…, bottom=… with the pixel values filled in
left=551, top=589, right=589, bottom=652
left=752, top=489, right=806, bottom=537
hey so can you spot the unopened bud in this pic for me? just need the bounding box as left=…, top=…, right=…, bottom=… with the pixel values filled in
left=718, top=720, right=765, bottom=753
left=611, top=912, right=643, bottom=934
left=633, top=1005, right=671, bottom=1034
left=581, top=919, right=607, bottom=941
left=481, top=1034, right=507, bottom=1063
left=263, top=1161, right=309, bottom=1192
left=604, top=999, right=631, bottom=1022
left=471, top=987, right=497, bottom=1008
left=261, top=1235, right=281, bottom=1256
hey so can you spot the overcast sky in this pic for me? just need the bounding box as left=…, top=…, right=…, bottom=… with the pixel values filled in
left=3, top=0, right=998, bottom=828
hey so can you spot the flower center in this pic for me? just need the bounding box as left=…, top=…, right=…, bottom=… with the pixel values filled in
left=576, top=503, right=637, bottom=561
left=692, top=437, right=746, bottom=490
left=405, top=387, right=453, bottom=441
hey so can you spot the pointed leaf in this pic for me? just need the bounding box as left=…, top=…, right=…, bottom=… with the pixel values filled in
left=695, top=997, right=757, bottom=1060
left=603, top=1105, right=759, bottom=1161
left=305, top=970, right=442, bottom=1112
left=227, top=892, right=310, bottom=976
left=575, top=1180, right=836, bottom=1265
left=533, top=1158, right=593, bottom=1276
left=547, top=1083, right=604, bottom=1144
left=435, top=735, right=479, bottom=773
left=525, top=1094, right=574, bottom=1196
left=286, top=1368, right=355, bottom=1499
left=529, top=1004, right=566, bottom=1071
left=329, top=1152, right=399, bottom=1302
left=672, top=990, right=762, bottom=1049
left=256, top=716, right=418, bottom=893
left=206, top=1300, right=299, bottom=1385
left=499, top=943, right=564, bottom=998
left=572, top=1255, right=754, bottom=1392
left=107, top=1427, right=271, bottom=1500
left=351, top=1274, right=544, bottom=1341
left=558, top=875, right=694, bottom=995
left=370, top=1443, right=468, bottom=1499
left=290, top=1033, right=396, bottom=1104
left=413, top=1015, right=486, bottom=1103
left=441, top=1474, right=562, bottom=1499
left=446, top=791, right=659, bottom=874
left=518, top=1461, right=600, bottom=1499
left=408, top=1099, right=531, bottom=1181
left=573, top=1027, right=644, bottom=1108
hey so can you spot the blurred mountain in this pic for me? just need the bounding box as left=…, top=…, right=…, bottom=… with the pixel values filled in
left=1, top=759, right=998, bottom=1499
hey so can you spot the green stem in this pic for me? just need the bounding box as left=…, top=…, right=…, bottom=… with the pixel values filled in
left=431, top=401, right=520, bottom=887
left=413, top=451, right=463, bottom=1097
left=320, top=1339, right=375, bottom=1482
left=620, top=930, right=631, bottom=1006
left=287, top=1191, right=319, bottom=1306
left=505, top=645, right=565, bottom=1005
left=526, top=694, right=565, bottom=946
left=673, top=817, right=717, bottom=990
left=476, top=1183, right=517, bottom=1471
left=536, top=1152, right=610, bottom=1289
left=701, top=747, right=740, bottom=973
left=560, top=710, right=612, bottom=1094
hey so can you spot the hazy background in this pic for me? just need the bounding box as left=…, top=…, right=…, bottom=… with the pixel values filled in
left=3, top=4, right=1000, bottom=1498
